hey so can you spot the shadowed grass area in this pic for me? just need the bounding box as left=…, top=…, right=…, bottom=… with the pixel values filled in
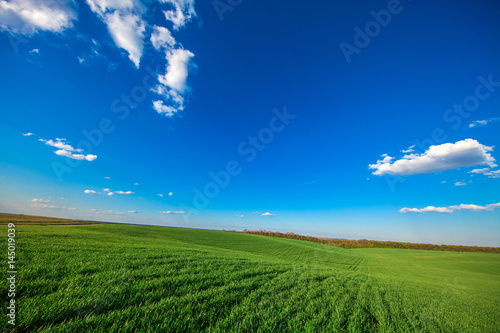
left=0, top=222, right=499, bottom=332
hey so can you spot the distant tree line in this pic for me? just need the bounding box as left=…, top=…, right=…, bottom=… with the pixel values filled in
left=236, top=229, right=500, bottom=254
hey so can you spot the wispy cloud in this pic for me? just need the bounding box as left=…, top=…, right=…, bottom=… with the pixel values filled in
left=22, top=132, right=34, bottom=136
left=467, top=167, right=500, bottom=178
left=400, top=202, right=500, bottom=213
left=30, top=199, right=75, bottom=210
left=151, top=25, right=175, bottom=50
left=235, top=214, right=244, bottom=218
left=469, top=168, right=490, bottom=174
left=468, top=117, right=500, bottom=128
left=38, top=138, right=97, bottom=161
left=89, top=209, right=124, bottom=215
left=370, top=139, right=496, bottom=176
left=128, top=210, right=139, bottom=213
left=32, top=198, right=50, bottom=203
left=261, top=212, right=275, bottom=217
left=159, top=210, right=185, bottom=214
left=400, top=206, right=453, bottom=213
left=400, top=144, right=415, bottom=154
left=485, top=170, right=500, bottom=178
left=454, top=181, right=467, bottom=187
left=114, top=190, right=134, bottom=195
left=86, top=188, right=133, bottom=196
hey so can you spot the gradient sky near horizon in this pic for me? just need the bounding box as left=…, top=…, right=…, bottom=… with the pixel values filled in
left=1, top=0, right=499, bottom=246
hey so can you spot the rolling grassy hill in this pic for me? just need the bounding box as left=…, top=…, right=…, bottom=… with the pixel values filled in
left=1, top=221, right=499, bottom=332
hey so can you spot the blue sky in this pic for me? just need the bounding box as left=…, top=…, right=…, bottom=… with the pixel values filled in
left=0, top=0, right=499, bottom=246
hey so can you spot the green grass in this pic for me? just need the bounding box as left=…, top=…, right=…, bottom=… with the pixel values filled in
left=0, top=213, right=101, bottom=226
left=1, top=223, right=499, bottom=332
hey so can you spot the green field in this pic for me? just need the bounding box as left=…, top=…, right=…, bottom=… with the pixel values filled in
left=1, top=223, right=499, bottom=332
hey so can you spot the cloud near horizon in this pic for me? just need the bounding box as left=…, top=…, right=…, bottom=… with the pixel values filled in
left=261, top=212, right=275, bottom=216
left=400, top=202, right=500, bottom=213
left=159, top=210, right=185, bottom=214
left=370, top=139, right=496, bottom=176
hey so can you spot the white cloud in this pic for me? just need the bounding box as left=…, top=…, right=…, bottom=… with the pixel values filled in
left=0, top=0, right=77, bottom=35
left=400, top=206, right=453, bottom=213
left=370, top=139, right=496, bottom=176
left=104, top=11, right=145, bottom=68
left=151, top=25, right=175, bottom=50
left=39, top=137, right=97, bottom=161
left=89, top=209, right=124, bottom=215
left=468, top=118, right=499, bottom=128
left=449, top=204, right=492, bottom=212
left=29, top=48, right=38, bottom=53
left=153, top=100, right=178, bottom=117
left=32, top=198, right=50, bottom=203
left=261, top=212, right=275, bottom=216
left=128, top=210, right=139, bottom=213
left=31, top=203, right=48, bottom=208
left=103, top=188, right=111, bottom=192
left=39, top=138, right=80, bottom=152
left=134, top=183, right=139, bottom=185
left=85, top=0, right=137, bottom=17
left=454, top=181, right=467, bottom=187
left=152, top=48, right=195, bottom=117
left=401, top=144, right=415, bottom=154
left=86, top=0, right=146, bottom=68
left=484, top=170, right=500, bottom=179
left=440, top=181, right=447, bottom=184
left=157, top=194, right=164, bottom=197
left=235, top=214, right=244, bottom=218
left=84, top=190, right=97, bottom=194
left=252, top=211, right=259, bottom=214
left=469, top=168, right=490, bottom=174
left=55, top=149, right=97, bottom=161
left=400, top=202, right=500, bottom=213
left=107, top=192, right=114, bottom=196
left=114, top=190, right=133, bottom=194
left=22, top=132, right=34, bottom=136
left=168, top=192, right=173, bottom=196
left=104, top=176, right=111, bottom=179
left=160, top=0, right=196, bottom=30
left=159, top=210, right=185, bottom=214
left=159, top=48, right=194, bottom=93
left=31, top=202, right=75, bottom=210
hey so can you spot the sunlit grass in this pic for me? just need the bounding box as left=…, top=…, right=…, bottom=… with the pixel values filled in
left=1, top=224, right=499, bottom=332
